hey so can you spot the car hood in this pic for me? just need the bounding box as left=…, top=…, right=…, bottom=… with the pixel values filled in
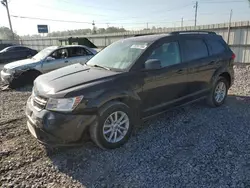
left=4, top=58, right=40, bottom=69
left=34, top=63, right=122, bottom=97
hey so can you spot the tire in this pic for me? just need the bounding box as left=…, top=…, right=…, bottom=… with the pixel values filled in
left=90, top=101, right=134, bottom=149
left=10, top=70, right=41, bottom=89
left=207, top=76, right=229, bottom=107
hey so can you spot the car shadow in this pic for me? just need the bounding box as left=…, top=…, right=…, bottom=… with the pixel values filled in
left=44, top=95, right=250, bottom=187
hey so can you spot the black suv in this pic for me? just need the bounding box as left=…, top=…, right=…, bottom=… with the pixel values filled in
left=26, top=31, right=235, bottom=149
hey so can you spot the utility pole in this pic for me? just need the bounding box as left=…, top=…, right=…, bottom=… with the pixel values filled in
left=194, top=1, right=198, bottom=27
left=181, top=17, right=184, bottom=29
left=227, top=9, right=233, bottom=44
left=1, top=0, right=14, bottom=39
left=92, top=20, right=96, bottom=34
left=147, top=22, right=148, bottom=30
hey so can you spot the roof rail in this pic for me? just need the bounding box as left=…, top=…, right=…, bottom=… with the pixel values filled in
left=170, top=30, right=216, bottom=35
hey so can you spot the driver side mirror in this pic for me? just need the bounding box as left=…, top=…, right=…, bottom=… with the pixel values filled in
left=45, top=56, right=55, bottom=62
left=144, top=59, right=162, bottom=70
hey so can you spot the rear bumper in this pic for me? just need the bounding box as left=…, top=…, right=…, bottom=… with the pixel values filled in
left=25, top=96, right=97, bottom=146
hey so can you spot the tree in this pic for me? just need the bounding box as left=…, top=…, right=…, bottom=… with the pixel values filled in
left=0, top=27, right=19, bottom=40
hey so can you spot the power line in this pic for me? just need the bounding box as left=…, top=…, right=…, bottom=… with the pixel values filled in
left=99, top=3, right=194, bottom=22
left=11, top=14, right=195, bottom=26
left=11, top=15, right=93, bottom=24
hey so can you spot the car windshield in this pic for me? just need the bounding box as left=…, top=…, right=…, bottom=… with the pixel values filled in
left=86, top=40, right=148, bottom=70
left=32, top=46, right=58, bottom=60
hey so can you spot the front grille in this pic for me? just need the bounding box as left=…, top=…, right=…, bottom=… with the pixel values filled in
left=32, top=95, right=47, bottom=111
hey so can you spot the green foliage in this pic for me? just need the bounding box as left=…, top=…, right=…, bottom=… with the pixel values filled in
left=0, top=27, right=19, bottom=40
left=22, top=27, right=127, bottom=38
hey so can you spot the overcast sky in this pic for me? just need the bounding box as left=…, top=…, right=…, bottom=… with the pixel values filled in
left=0, top=0, right=250, bottom=35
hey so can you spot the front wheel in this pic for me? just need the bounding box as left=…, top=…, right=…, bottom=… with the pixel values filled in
left=207, top=76, right=229, bottom=107
left=90, top=101, right=133, bottom=149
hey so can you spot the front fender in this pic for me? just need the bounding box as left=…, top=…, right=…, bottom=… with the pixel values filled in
left=90, top=89, right=141, bottom=109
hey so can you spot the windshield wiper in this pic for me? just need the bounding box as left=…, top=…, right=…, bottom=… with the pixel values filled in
left=92, top=64, right=110, bottom=70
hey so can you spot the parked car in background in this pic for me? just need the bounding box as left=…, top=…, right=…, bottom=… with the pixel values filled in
left=1, top=45, right=97, bottom=88
left=25, top=31, right=235, bottom=149
left=0, top=46, right=38, bottom=63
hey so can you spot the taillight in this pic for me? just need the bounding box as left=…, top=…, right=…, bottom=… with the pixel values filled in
left=232, top=53, right=236, bottom=60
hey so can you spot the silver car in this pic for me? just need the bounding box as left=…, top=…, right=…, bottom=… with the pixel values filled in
left=1, top=45, right=97, bottom=87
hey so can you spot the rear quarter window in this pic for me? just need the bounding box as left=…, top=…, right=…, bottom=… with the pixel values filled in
left=206, top=39, right=226, bottom=55
left=182, top=39, right=208, bottom=62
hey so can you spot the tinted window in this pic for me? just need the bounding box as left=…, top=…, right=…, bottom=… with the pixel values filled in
left=206, top=39, right=226, bottom=55
left=183, top=39, right=208, bottom=61
left=69, top=47, right=91, bottom=57
left=148, top=42, right=181, bottom=67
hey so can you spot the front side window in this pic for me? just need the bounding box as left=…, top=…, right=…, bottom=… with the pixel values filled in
left=147, top=42, right=181, bottom=67
left=86, top=40, right=148, bottom=70
left=183, top=39, right=208, bottom=61
left=51, top=49, right=69, bottom=59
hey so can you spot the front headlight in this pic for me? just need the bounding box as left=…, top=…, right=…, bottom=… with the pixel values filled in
left=46, top=96, right=83, bottom=112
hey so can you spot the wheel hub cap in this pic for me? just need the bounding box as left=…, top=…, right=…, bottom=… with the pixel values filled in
left=103, top=111, right=129, bottom=143
left=214, top=81, right=226, bottom=103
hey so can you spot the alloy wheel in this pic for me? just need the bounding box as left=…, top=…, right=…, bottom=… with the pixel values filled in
left=103, top=111, right=130, bottom=143
left=214, top=81, right=227, bottom=103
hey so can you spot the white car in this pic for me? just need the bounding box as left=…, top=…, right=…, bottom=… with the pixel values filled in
left=1, top=45, right=97, bottom=87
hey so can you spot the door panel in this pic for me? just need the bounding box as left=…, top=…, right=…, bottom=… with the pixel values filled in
left=179, top=37, right=213, bottom=96
left=140, top=40, right=189, bottom=117
left=186, top=57, right=216, bottom=94
left=42, top=59, right=67, bottom=73
left=142, top=64, right=188, bottom=117
left=42, top=48, right=69, bottom=73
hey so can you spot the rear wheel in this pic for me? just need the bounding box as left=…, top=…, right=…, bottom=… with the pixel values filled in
left=207, top=76, right=229, bottom=107
left=90, top=101, right=133, bottom=149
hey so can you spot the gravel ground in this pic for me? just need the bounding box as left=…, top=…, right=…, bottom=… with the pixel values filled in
left=1, top=66, right=250, bottom=188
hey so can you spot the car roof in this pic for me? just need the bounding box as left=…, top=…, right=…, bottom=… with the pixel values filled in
left=125, top=34, right=170, bottom=43
left=5, top=45, right=29, bottom=49
left=123, top=31, right=220, bottom=43
left=58, top=45, right=90, bottom=48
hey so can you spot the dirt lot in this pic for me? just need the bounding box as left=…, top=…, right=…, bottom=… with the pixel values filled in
left=1, top=66, right=250, bottom=188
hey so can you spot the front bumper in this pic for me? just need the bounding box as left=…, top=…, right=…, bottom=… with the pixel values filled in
left=25, top=96, right=97, bottom=146
left=0, top=70, right=12, bottom=84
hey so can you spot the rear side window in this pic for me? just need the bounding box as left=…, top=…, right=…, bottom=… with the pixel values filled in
left=206, top=39, right=226, bottom=55
left=69, top=47, right=93, bottom=57
left=183, top=39, right=208, bottom=61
